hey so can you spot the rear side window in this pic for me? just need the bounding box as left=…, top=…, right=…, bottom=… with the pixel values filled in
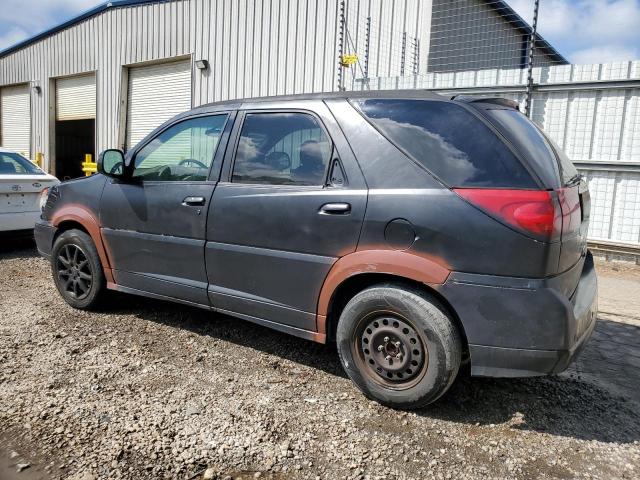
left=544, top=133, right=579, bottom=186
left=355, top=99, right=536, bottom=188
left=483, top=109, right=576, bottom=185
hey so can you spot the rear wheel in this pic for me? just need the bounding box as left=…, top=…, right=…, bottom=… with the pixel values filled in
left=336, top=284, right=461, bottom=409
left=51, top=229, right=105, bottom=310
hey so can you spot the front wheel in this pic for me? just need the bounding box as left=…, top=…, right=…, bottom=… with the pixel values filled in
left=336, top=284, right=462, bottom=409
left=51, top=229, right=106, bottom=310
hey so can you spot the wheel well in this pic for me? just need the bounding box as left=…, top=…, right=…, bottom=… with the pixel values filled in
left=54, top=221, right=90, bottom=241
left=324, top=273, right=469, bottom=355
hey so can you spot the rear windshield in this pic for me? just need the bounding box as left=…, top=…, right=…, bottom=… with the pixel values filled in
left=483, top=108, right=578, bottom=186
left=354, top=99, right=537, bottom=188
left=0, top=152, right=44, bottom=175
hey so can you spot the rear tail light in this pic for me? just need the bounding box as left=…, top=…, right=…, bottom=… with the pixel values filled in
left=38, top=187, right=50, bottom=212
left=453, top=188, right=562, bottom=242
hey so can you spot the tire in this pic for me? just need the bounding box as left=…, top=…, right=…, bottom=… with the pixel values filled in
left=336, top=284, right=462, bottom=409
left=51, top=229, right=106, bottom=310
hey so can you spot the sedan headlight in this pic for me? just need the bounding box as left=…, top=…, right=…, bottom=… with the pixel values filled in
left=38, top=187, right=50, bottom=212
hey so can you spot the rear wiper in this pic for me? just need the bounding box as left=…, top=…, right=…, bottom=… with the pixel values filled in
left=565, top=173, right=583, bottom=186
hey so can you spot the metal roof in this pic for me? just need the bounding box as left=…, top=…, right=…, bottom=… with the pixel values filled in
left=0, top=0, right=568, bottom=64
left=0, top=0, right=162, bottom=58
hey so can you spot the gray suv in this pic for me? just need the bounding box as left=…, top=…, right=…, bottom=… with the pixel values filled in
left=35, top=91, right=597, bottom=409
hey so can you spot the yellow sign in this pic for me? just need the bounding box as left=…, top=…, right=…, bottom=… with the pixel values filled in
left=340, top=54, right=358, bottom=67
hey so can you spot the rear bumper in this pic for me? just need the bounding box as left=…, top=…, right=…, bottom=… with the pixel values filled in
left=34, top=219, right=57, bottom=259
left=0, top=210, right=40, bottom=232
left=437, top=252, right=598, bottom=377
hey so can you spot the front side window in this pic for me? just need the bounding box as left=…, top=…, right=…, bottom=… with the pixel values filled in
left=133, top=114, right=228, bottom=181
left=0, top=152, right=44, bottom=175
left=232, top=112, right=332, bottom=186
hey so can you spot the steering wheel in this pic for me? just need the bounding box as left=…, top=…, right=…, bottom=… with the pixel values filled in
left=109, top=162, right=124, bottom=175
left=179, top=158, right=207, bottom=168
left=158, top=165, right=173, bottom=180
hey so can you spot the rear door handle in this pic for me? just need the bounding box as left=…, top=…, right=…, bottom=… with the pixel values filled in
left=319, top=202, right=351, bottom=215
left=182, top=196, right=206, bottom=206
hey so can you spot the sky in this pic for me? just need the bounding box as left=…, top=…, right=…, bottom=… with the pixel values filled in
left=0, top=0, right=639, bottom=65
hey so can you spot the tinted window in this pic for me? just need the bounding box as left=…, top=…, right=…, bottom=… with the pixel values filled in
left=544, top=133, right=579, bottom=185
left=356, top=99, right=536, bottom=188
left=232, top=113, right=332, bottom=186
left=133, top=115, right=227, bottom=181
left=485, top=109, right=569, bottom=184
left=0, top=152, right=44, bottom=175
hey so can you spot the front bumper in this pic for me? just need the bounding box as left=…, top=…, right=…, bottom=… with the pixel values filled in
left=437, top=252, right=598, bottom=377
left=34, top=219, right=57, bottom=259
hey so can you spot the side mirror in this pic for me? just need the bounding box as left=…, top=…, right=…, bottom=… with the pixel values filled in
left=98, top=149, right=126, bottom=178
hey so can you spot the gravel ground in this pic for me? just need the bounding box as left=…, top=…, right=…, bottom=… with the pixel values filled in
left=1, top=237, right=639, bottom=479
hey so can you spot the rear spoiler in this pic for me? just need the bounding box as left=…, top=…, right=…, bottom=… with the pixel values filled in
left=451, top=95, right=519, bottom=110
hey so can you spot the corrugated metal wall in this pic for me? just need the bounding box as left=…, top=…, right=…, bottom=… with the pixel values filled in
left=0, top=0, right=361, bottom=169
left=0, top=0, right=434, bottom=170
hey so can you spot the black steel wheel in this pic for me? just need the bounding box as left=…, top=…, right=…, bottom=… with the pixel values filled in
left=51, top=229, right=106, bottom=310
left=56, top=244, right=93, bottom=300
left=355, top=312, right=427, bottom=389
left=336, top=284, right=462, bottom=409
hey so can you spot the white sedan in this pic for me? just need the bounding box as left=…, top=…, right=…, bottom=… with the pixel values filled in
left=0, top=148, right=59, bottom=232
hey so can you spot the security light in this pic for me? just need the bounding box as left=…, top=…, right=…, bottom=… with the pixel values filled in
left=195, top=59, right=209, bottom=70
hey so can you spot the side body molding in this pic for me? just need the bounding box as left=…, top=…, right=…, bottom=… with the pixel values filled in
left=316, top=249, right=451, bottom=340
left=50, top=204, right=115, bottom=284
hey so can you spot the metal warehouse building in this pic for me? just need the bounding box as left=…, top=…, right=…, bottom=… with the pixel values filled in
left=0, top=0, right=563, bottom=179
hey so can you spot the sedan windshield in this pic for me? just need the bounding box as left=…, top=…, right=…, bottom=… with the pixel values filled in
left=0, top=152, right=44, bottom=175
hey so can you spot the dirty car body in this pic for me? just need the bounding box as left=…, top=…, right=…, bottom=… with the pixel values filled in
left=35, top=90, right=597, bottom=408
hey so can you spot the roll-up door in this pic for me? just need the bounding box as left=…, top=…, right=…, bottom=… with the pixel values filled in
left=126, top=60, right=191, bottom=150
left=0, top=84, right=31, bottom=158
left=56, top=74, right=96, bottom=120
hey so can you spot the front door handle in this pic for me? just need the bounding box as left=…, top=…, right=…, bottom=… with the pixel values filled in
left=182, top=196, right=206, bottom=206
left=319, top=202, right=351, bottom=215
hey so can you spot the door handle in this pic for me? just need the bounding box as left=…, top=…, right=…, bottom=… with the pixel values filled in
left=182, top=196, right=206, bottom=206
left=319, top=202, right=351, bottom=215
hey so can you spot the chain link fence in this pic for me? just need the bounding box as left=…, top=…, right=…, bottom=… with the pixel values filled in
left=339, top=0, right=569, bottom=112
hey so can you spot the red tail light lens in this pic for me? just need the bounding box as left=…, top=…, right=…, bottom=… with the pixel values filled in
left=453, top=188, right=562, bottom=242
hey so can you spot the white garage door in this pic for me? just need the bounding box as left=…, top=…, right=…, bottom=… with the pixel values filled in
left=56, top=74, right=96, bottom=121
left=1, top=84, right=31, bottom=158
left=126, top=60, right=192, bottom=150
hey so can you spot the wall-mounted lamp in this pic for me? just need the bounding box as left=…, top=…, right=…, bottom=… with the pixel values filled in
left=32, top=84, right=42, bottom=95
left=195, top=59, right=209, bottom=71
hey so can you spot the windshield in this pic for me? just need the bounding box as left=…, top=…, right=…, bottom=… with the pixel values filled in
left=0, top=152, right=44, bottom=175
